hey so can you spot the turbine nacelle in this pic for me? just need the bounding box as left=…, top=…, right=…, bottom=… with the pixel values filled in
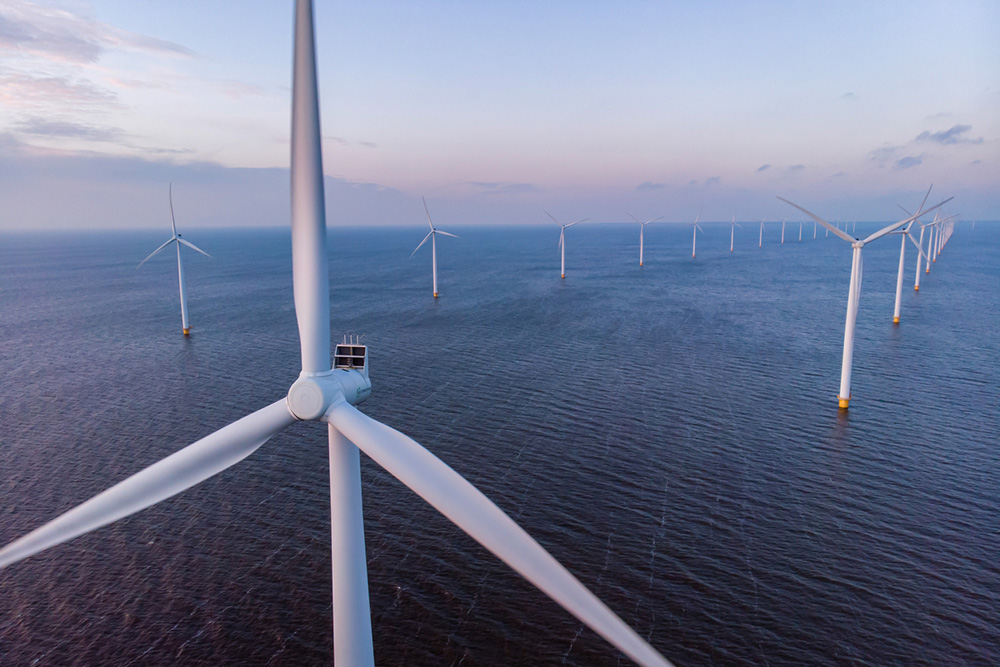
left=287, top=341, right=371, bottom=420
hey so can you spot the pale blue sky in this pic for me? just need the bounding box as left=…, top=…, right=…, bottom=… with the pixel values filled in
left=1, top=0, right=996, bottom=229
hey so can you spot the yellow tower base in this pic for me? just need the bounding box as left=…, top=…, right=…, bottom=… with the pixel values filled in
left=838, top=396, right=850, bottom=409
left=183, top=328, right=190, bottom=336
left=561, top=274, right=565, bottom=279
left=893, top=316, right=900, bottom=324
left=433, top=293, right=438, bottom=298
left=914, top=285, right=919, bottom=291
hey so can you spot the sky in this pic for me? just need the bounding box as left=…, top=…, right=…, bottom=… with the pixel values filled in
left=1, top=0, right=997, bottom=230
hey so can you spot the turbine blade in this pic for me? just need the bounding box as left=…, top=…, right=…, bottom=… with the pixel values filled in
left=290, top=0, right=331, bottom=373
left=422, top=196, right=435, bottom=231
left=435, top=230, right=459, bottom=239
left=558, top=227, right=564, bottom=249
left=776, top=197, right=855, bottom=243
left=325, top=403, right=673, bottom=667
left=918, top=184, right=932, bottom=214
left=178, top=238, right=211, bottom=258
left=410, top=231, right=434, bottom=257
left=862, top=197, right=953, bottom=244
left=544, top=210, right=560, bottom=226
left=646, top=215, right=664, bottom=224
left=906, top=232, right=930, bottom=262
left=627, top=212, right=641, bottom=223
left=0, top=400, right=295, bottom=569
left=138, top=238, right=177, bottom=268
left=564, top=218, right=589, bottom=228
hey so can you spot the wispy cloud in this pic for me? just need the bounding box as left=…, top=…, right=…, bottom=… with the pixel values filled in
left=0, top=71, right=118, bottom=110
left=636, top=181, right=665, bottom=191
left=467, top=181, right=539, bottom=195
left=841, top=92, right=856, bottom=100
left=787, top=164, right=805, bottom=172
left=894, top=155, right=923, bottom=169
left=0, top=0, right=192, bottom=64
left=705, top=176, right=721, bottom=186
left=915, top=124, right=983, bottom=145
left=15, top=116, right=122, bottom=142
left=755, top=164, right=771, bottom=173
left=867, top=145, right=901, bottom=164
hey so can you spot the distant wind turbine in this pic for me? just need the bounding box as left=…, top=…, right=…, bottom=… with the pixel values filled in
left=759, top=218, right=765, bottom=248
left=0, top=3, right=674, bottom=665
left=411, top=197, right=458, bottom=298
left=138, top=183, right=211, bottom=336
left=547, top=211, right=588, bottom=278
left=628, top=213, right=663, bottom=266
left=778, top=193, right=951, bottom=409
left=691, top=214, right=703, bottom=258
left=891, top=186, right=934, bottom=324
left=729, top=215, right=742, bottom=252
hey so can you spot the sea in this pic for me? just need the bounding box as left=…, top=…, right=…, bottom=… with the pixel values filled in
left=0, top=221, right=997, bottom=666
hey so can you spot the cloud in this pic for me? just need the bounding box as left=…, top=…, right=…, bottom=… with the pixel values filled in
left=14, top=116, right=122, bottom=142
left=867, top=145, right=900, bottom=163
left=787, top=164, right=805, bottom=172
left=0, top=71, right=119, bottom=110
left=915, top=124, right=983, bottom=145
left=0, top=0, right=192, bottom=64
left=841, top=92, right=856, bottom=100
left=467, top=181, right=539, bottom=195
left=755, top=164, right=771, bottom=173
left=636, top=181, right=665, bottom=191
left=894, top=155, right=923, bottom=169
left=705, top=176, right=721, bottom=186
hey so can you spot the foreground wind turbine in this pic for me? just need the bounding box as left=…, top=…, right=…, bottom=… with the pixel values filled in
left=547, top=211, right=589, bottom=278
left=138, top=184, right=211, bottom=335
left=0, top=4, right=673, bottom=666
left=729, top=215, right=742, bottom=252
left=411, top=197, right=458, bottom=298
left=778, top=193, right=950, bottom=409
left=691, top=214, right=703, bottom=258
left=628, top=213, right=663, bottom=266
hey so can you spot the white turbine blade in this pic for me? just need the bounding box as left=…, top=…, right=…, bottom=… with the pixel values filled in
left=558, top=227, right=565, bottom=249
left=290, top=0, right=331, bottom=374
left=695, top=224, right=703, bottom=233
left=564, top=217, right=589, bottom=228
left=435, top=230, right=459, bottom=239
left=168, top=183, right=179, bottom=238
left=627, top=212, right=641, bottom=223
left=862, top=197, right=953, bottom=244
left=410, top=231, right=434, bottom=257
left=326, top=402, right=673, bottom=667
left=0, top=400, right=295, bottom=569
left=544, top=210, right=561, bottom=226
left=777, top=197, right=855, bottom=243
left=178, top=238, right=212, bottom=258
left=422, top=196, right=435, bottom=231
left=138, top=238, right=177, bottom=268
left=917, top=184, right=932, bottom=214
left=646, top=215, right=664, bottom=224
left=906, top=232, right=930, bottom=262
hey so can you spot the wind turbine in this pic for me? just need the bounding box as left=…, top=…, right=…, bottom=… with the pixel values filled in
left=0, top=3, right=673, bottom=666
left=890, top=187, right=934, bottom=324
left=628, top=213, right=663, bottom=266
left=547, top=211, right=588, bottom=278
left=729, top=215, right=742, bottom=252
left=691, top=213, right=703, bottom=258
left=138, top=183, right=211, bottom=336
left=778, top=193, right=950, bottom=409
left=411, top=197, right=458, bottom=298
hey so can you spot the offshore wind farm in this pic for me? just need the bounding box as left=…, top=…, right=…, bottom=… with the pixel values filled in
left=1, top=0, right=998, bottom=666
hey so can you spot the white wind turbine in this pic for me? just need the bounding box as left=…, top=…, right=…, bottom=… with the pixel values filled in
left=778, top=194, right=950, bottom=409
left=547, top=210, right=589, bottom=278
left=0, top=3, right=673, bottom=666
left=729, top=215, right=742, bottom=252
left=411, top=196, right=458, bottom=298
left=628, top=213, right=663, bottom=266
left=690, top=213, right=703, bottom=258
left=890, top=187, right=934, bottom=324
left=138, top=183, right=211, bottom=335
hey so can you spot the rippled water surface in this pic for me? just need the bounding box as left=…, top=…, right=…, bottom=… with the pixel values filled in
left=1, top=223, right=997, bottom=666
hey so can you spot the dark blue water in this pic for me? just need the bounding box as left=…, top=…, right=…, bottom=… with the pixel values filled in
left=1, top=222, right=997, bottom=666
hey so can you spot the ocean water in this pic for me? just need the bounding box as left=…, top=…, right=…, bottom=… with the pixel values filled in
left=0, top=222, right=997, bottom=666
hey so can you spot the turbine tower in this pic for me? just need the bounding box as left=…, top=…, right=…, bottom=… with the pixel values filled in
left=778, top=193, right=950, bottom=409
left=0, top=3, right=673, bottom=666
left=411, top=197, right=458, bottom=298
left=138, top=183, right=211, bottom=336
left=691, top=214, right=703, bottom=258
left=547, top=211, right=588, bottom=278
left=729, top=215, right=742, bottom=252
